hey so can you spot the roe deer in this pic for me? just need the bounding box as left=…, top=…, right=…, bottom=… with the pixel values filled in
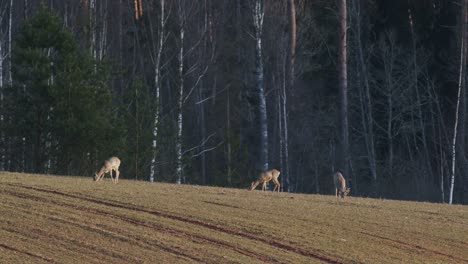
left=250, top=169, right=281, bottom=192
left=333, top=170, right=350, bottom=199
left=94, top=157, right=121, bottom=184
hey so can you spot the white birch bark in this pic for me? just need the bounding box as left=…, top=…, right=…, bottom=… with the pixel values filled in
left=90, top=0, right=97, bottom=62
left=98, top=0, right=107, bottom=62
left=45, top=48, right=54, bottom=173
left=252, top=0, right=269, bottom=171
left=449, top=0, right=467, bottom=205
left=176, top=1, right=185, bottom=184
left=150, top=0, right=165, bottom=183
left=8, top=0, right=12, bottom=85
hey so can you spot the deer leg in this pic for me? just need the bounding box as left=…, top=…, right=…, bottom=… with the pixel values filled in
left=273, top=178, right=280, bottom=192
left=115, top=170, right=120, bottom=183
left=336, top=188, right=339, bottom=199
left=262, top=182, right=267, bottom=191
left=100, top=172, right=107, bottom=182
left=110, top=170, right=115, bottom=183
left=250, top=181, right=259, bottom=191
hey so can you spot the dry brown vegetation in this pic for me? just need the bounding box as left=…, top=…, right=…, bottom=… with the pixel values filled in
left=0, top=172, right=467, bottom=263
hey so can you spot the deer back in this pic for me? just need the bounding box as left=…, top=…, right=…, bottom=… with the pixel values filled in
left=108, top=157, right=121, bottom=169
left=101, top=157, right=121, bottom=172
left=333, top=171, right=346, bottom=192
left=270, top=169, right=280, bottom=179
left=258, top=171, right=272, bottom=183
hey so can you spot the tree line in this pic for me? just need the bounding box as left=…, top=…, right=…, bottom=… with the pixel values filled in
left=0, top=0, right=467, bottom=204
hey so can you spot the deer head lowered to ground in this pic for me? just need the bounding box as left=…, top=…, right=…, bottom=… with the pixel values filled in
left=333, top=170, right=350, bottom=199
left=94, top=157, right=121, bottom=184
left=250, top=169, right=281, bottom=192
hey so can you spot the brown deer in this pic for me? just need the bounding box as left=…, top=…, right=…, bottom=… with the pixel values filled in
left=94, top=157, right=121, bottom=184
left=333, top=170, right=350, bottom=199
left=250, top=169, right=281, bottom=192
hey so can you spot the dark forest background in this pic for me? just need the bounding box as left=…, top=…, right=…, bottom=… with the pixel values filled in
left=1, top=0, right=468, bottom=204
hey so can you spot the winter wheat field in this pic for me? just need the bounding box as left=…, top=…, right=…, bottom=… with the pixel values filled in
left=0, top=172, right=467, bottom=264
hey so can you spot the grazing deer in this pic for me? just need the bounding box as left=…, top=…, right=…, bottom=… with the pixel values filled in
left=250, top=169, right=281, bottom=192
left=333, top=170, right=350, bottom=199
left=94, top=157, right=121, bottom=184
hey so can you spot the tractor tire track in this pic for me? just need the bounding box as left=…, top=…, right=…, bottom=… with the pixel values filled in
left=357, top=219, right=468, bottom=250
left=360, top=231, right=468, bottom=263
left=1, top=188, right=281, bottom=264
left=0, top=217, right=143, bottom=264
left=7, top=183, right=344, bottom=264
left=1, top=189, right=206, bottom=263
left=0, top=243, right=56, bottom=263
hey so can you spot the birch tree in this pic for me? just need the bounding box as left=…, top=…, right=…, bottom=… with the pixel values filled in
left=0, top=1, right=7, bottom=171
left=176, top=0, right=186, bottom=184
left=449, top=0, right=467, bottom=205
left=149, top=0, right=166, bottom=183
left=252, top=0, right=269, bottom=172
left=90, top=0, right=96, bottom=61
left=338, top=0, right=350, bottom=180
left=7, top=0, right=12, bottom=86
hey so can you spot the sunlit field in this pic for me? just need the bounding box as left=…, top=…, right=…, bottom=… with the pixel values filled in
left=0, top=172, right=467, bottom=263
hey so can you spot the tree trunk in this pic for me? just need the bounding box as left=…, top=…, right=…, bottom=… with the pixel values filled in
left=23, top=0, right=28, bottom=19
left=277, top=85, right=284, bottom=190
left=338, top=0, right=350, bottom=178
left=198, top=80, right=207, bottom=184
left=199, top=0, right=208, bottom=185
left=282, top=0, right=295, bottom=192
left=252, top=0, right=269, bottom=171
left=227, top=85, right=232, bottom=185
left=0, top=42, right=4, bottom=171
left=150, top=0, right=165, bottom=183
left=439, top=125, right=445, bottom=203
left=118, top=0, right=123, bottom=97
left=449, top=0, right=467, bottom=205
left=176, top=1, right=185, bottom=184
left=314, top=160, right=320, bottom=193
left=98, top=0, right=108, bottom=62
left=90, top=0, right=97, bottom=61
left=8, top=0, right=13, bottom=85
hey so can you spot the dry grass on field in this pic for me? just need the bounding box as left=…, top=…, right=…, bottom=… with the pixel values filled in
left=0, top=172, right=467, bottom=263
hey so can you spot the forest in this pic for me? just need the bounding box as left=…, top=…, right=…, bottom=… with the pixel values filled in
left=0, top=0, right=467, bottom=204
